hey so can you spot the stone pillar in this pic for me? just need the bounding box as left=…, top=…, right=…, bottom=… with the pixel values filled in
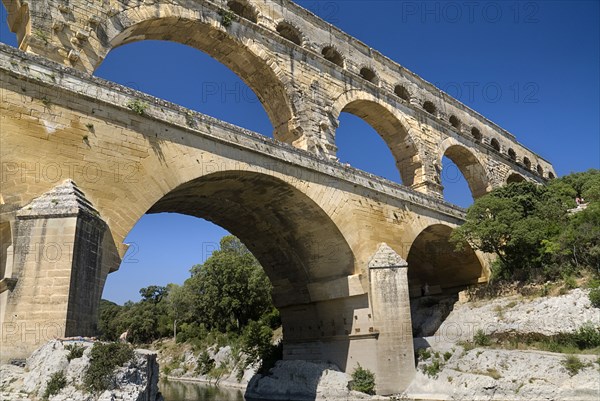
left=368, top=243, right=415, bottom=394
left=0, top=180, right=115, bottom=362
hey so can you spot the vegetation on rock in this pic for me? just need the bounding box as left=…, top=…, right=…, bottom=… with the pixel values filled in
left=43, top=371, right=66, bottom=399
left=83, top=342, right=134, bottom=393
left=452, top=170, right=600, bottom=289
left=350, top=364, right=376, bottom=395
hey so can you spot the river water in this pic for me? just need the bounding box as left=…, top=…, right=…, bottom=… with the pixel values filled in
left=159, top=379, right=247, bottom=401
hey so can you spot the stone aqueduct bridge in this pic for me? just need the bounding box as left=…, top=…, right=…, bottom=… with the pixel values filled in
left=0, top=0, right=554, bottom=394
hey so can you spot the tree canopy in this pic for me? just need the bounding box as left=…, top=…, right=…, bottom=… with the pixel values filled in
left=97, top=236, right=277, bottom=343
left=452, top=169, right=600, bottom=281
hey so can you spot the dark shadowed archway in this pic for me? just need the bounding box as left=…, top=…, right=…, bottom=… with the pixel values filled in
left=507, top=173, right=526, bottom=184
left=442, top=144, right=491, bottom=199
left=407, top=224, right=483, bottom=293
left=407, top=224, right=484, bottom=336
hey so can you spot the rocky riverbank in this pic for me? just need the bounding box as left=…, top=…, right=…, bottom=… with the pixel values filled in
left=0, top=340, right=163, bottom=401
left=2, top=289, right=597, bottom=401
left=403, top=288, right=600, bottom=401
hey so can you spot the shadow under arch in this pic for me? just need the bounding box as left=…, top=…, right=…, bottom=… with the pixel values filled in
left=507, top=172, right=526, bottom=184
left=331, top=91, right=423, bottom=186
left=406, top=224, right=484, bottom=337
left=439, top=139, right=491, bottom=199
left=139, top=170, right=355, bottom=308
left=96, top=6, right=295, bottom=142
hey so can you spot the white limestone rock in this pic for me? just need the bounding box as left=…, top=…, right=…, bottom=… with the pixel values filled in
left=2, top=340, right=162, bottom=401
left=432, top=288, right=600, bottom=346
left=405, top=347, right=599, bottom=401
left=245, top=360, right=372, bottom=401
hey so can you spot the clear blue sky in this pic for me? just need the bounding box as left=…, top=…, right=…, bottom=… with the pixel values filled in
left=1, top=1, right=598, bottom=304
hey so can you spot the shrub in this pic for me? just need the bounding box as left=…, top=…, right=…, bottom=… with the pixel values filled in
left=564, top=275, right=578, bottom=290
left=562, top=355, right=585, bottom=376
left=65, top=343, right=85, bottom=361
left=195, top=351, right=215, bottom=376
left=350, top=364, right=376, bottom=395
left=126, top=99, right=147, bottom=116
left=218, top=9, right=238, bottom=27
left=422, top=359, right=441, bottom=377
left=589, top=288, right=600, bottom=308
left=83, top=342, right=134, bottom=393
left=241, top=320, right=275, bottom=371
left=44, top=371, right=67, bottom=399
left=474, top=329, right=491, bottom=346
left=572, top=322, right=600, bottom=348
left=443, top=351, right=453, bottom=361
left=417, top=348, right=431, bottom=360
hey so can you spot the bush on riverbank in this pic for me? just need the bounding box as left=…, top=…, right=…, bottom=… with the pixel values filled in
left=350, top=364, right=376, bottom=395
left=84, top=342, right=134, bottom=393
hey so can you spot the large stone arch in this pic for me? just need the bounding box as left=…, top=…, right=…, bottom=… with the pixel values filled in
left=406, top=224, right=485, bottom=294
left=96, top=5, right=297, bottom=144
left=438, top=138, right=492, bottom=199
left=130, top=170, right=356, bottom=308
left=331, top=90, right=424, bottom=187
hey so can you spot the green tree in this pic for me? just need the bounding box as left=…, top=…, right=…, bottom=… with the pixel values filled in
left=97, top=299, right=124, bottom=341
left=185, top=236, right=274, bottom=333
left=452, top=170, right=600, bottom=281
left=96, top=235, right=277, bottom=344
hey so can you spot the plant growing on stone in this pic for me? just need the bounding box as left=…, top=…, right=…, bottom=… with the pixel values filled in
left=65, top=343, right=85, bottom=361
left=474, top=329, right=491, bottom=346
left=562, top=354, right=585, bottom=376
left=185, top=111, right=197, bottom=128
left=34, top=29, right=50, bottom=44
left=83, top=342, right=134, bottom=393
left=417, top=348, right=431, bottom=360
left=422, top=358, right=442, bottom=377
left=350, top=364, right=375, bottom=395
left=43, top=371, right=67, bottom=399
left=218, top=9, right=238, bottom=27
left=126, top=99, right=148, bottom=116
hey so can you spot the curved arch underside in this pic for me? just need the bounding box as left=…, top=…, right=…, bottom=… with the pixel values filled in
left=146, top=171, right=354, bottom=308
left=340, top=100, right=421, bottom=186
left=102, top=15, right=294, bottom=141
left=443, top=145, right=490, bottom=199
left=407, top=225, right=483, bottom=292
left=507, top=173, right=526, bottom=184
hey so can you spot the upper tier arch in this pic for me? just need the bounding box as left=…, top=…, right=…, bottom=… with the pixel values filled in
left=98, top=5, right=297, bottom=145
left=331, top=90, right=424, bottom=187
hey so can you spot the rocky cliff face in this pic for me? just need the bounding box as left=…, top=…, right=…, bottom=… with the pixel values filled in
left=245, top=360, right=373, bottom=401
left=405, top=288, right=600, bottom=401
left=0, top=340, right=163, bottom=401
